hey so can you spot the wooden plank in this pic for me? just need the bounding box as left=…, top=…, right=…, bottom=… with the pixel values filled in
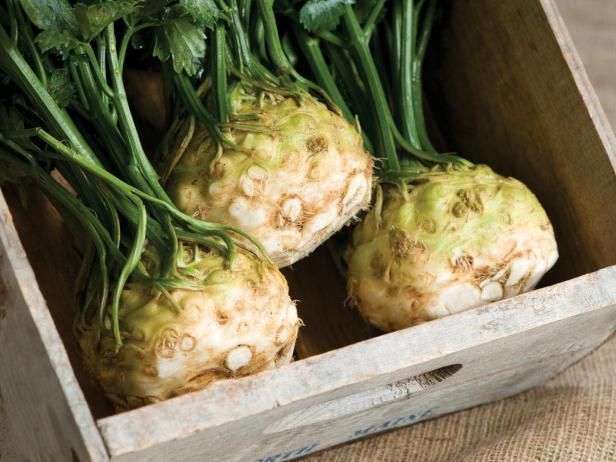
left=0, top=189, right=108, bottom=462
left=97, top=266, right=616, bottom=460
left=427, top=0, right=616, bottom=285
left=3, top=188, right=115, bottom=419
left=544, top=0, right=616, bottom=158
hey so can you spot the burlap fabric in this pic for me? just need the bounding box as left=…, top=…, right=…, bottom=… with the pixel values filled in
left=1, top=1, right=615, bottom=461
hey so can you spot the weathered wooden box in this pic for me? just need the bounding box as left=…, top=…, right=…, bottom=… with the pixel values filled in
left=1, top=1, right=616, bottom=460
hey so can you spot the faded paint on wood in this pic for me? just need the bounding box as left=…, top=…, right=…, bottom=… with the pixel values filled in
left=262, top=365, right=462, bottom=434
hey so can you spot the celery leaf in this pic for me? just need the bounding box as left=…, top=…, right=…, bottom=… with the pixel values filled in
left=299, top=0, right=354, bottom=33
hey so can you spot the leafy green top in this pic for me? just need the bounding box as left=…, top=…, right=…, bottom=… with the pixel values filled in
left=290, top=0, right=469, bottom=181
left=18, top=0, right=220, bottom=74
left=0, top=0, right=260, bottom=350
left=299, top=0, right=354, bottom=32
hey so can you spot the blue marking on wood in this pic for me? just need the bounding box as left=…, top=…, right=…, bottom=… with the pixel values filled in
left=254, top=443, right=319, bottom=462
left=255, top=408, right=435, bottom=461
left=353, top=408, right=435, bottom=438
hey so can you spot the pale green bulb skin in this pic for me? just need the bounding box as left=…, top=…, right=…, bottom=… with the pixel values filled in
left=79, top=250, right=299, bottom=410
left=345, top=165, right=558, bottom=331
left=167, top=88, right=373, bottom=268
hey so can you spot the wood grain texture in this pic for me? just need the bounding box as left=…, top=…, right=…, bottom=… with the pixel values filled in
left=0, top=191, right=108, bottom=461
left=3, top=188, right=115, bottom=420
left=558, top=0, right=616, bottom=125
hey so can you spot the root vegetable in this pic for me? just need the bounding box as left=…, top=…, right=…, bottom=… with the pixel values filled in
left=80, top=247, right=298, bottom=409
left=147, top=0, right=376, bottom=268
left=0, top=1, right=300, bottom=411
left=166, top=85, right=373, bottom=267
left=345, top=165, right=558, bottom=331
left=292, top=0, right=558, bottom=329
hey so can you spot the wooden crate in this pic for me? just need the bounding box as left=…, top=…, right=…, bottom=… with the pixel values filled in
left=1, top=1, right=616, bottom=460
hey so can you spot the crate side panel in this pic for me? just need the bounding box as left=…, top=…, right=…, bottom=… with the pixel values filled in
left=99, top=266, right=616, bottom=458
left=3, top=187, right=115, bottom=418
left=427, top=0, right=616, bottom=283
left=0, top=191, right=108, bottom=462
left=105, top=302, right=616, bottom=462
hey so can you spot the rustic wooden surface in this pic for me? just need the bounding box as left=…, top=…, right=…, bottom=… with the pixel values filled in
left=0, top=192, right=107, bottom=461
left=0, top=0, right=615, bottom=461
left=559, top=0, right=616, bottom=124
left=2, top=188, right=115, bottom=420
left=283, top=246, right=378, bottom=358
